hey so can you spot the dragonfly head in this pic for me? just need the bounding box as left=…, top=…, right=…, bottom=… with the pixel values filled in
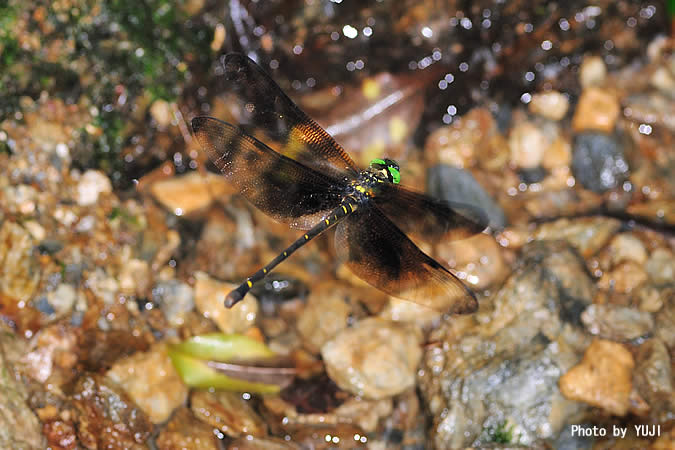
left=369, top=158, right=401, bottom=184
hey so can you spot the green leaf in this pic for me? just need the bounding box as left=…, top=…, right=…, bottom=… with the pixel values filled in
left=167, top=333, right=286, bottom=394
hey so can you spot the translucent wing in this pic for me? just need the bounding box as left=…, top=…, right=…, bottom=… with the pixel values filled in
left=192, top=116, right=344, bottom=229
left=372, top=183, right=488, bottom=241
left=334, top=206, right=478, bottom=313
left=220, top=53, right=359, bottom=181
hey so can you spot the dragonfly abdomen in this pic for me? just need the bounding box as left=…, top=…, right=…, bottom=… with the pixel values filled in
left=224, top=198, right=358, bottom=307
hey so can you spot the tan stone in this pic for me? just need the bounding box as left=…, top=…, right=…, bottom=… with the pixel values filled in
left=559, top=339, right=634, bottom=416
left=572, top=87, right=620, bottom=133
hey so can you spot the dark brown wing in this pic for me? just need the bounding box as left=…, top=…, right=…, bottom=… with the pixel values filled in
left=192, top=116, right=345, bottom=230
left=221, top=53, right=359, bottom=181
left=334, top=205, right=478, bottom=313
left=372, top=183, right=488, bottom=241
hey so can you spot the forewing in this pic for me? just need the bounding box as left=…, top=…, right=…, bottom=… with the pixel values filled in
left=334, top=206, right=478, bottom=313
left=192, top=116, right=344, bottom=229
left=372, top=183, right=488, bottom=241
left=221, top=53, right=359, bottom=180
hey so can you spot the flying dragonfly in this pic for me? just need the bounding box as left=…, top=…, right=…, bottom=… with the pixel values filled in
left=192, top=53, right=488, bottom=313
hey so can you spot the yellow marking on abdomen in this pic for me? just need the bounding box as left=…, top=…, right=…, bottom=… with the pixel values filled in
left=304, top=234, right=309, bottom=239
left=247, top=280, right=253, bottom=288
left=342, top=205, right=347, bottom=213
left=325, top=219, right=330, bottom=225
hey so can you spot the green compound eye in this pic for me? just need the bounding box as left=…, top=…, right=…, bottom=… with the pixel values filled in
left=388, top=166, right=400, bottom=184
left=369, top=158, right=401, bottom=184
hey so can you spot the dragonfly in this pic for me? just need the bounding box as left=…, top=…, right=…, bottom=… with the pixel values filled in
left=192, top=53, right=488, bottom=313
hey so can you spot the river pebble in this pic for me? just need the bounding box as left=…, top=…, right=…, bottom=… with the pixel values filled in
left=508, top=121, right=546, bottom=169
left=529, top=91, right=569, bottom=120
left=156, top=407, right=219, bottom=450
left=76, top=170, right=112, bottom=206
left=579, top=55, right=607, bottom=87
left=572, top=133, right=629, bottom=193
left=296, top=283, right=352, bottom=354
left=321, top=318, right=422, bottom=399
left=559, top=339, right=634, bottom=416
left=191, top=390, right=267, bottom=437
left=572, top=88, right=620, bottom=133
left=194, top=271, right=258, bottom=334
left=645, top=248, right=675, bottom=284
left=581, top=304, right=653, bottom=341
left=107, top=343, right=188, bottom=424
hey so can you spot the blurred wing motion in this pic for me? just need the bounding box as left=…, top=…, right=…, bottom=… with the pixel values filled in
left=372, top=182, right=489, bottom=241
left=192, top=116, right=344, bottom=229
left=221, top=53, right=359, bottom=181
left=335, top=206, right=478, bottom=313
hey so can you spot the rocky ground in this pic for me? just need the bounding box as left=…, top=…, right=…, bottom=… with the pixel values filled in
left=0, top=1, right=673, bottom=449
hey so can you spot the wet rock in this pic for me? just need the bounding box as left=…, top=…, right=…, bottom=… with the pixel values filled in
left=650, top=66, right=675, bottom=96
left=427, top=165, right=506, bottom=230
left=71, top=373, right=153, bottom=449
left=423, top=334, right=581, bottom=448
left=623, top=93, right=675, bottom=132
left=529, top=91, right=570, bottom=121
left=572, top=133, right=629, bottom=193
left=541, top=135, right=572, bottom=170
left=560, top=339, right=636, bottom=417
left=634, top=283, right=671, bottom=313
left=194, top=271, right=258, bottom=334
left=24, top=221, right=47, bottom=242
left=156, top=407, right=219, bottom=450
left=228, top=436, right=300, bottom=449
left=118, top=258, right=151, bottom=298
left=489, top=240, right=595, bottom=334
left=291, top=424, right=367, bottom=449
left=45, top=283, right=78, bottom=321
left=553, top=424, right=594, bottom=450
left=296, top=283, right=352, bottom=354
left=606, top=233, right=648, bottom=266
left=333, top=396, right=393, bottom=433
left=655, top=299, right=675, bottom=350
left=581, top=304, right=653, bottom=341
left=579, top=55, right=607, bottom=88
left=3, top=184, right=38, bottom=216
left=572, top=88, right=620, bottom=133
left=76, top=169, right=112, bottom=206
left=149, top=171, right=234, bottom=216
left=378, top=297, right=442, bottom=327
left=534, top=216, right=621, bottom=257
left=645, top=248, right=675, bottom=284
left=321, top=318, right=422, bottom=399
left=627, top=200, right=675, bottom=228
left=634, top=339, right=675, bottom=422
left=424, top=107, right=495, bottom=168
left=21, top=324, right=78, bottom=384
left=152, top=280, right=195, bottom=327
left=191, top=390, right=266, bottom=438
left=107, top=343, right=188, bottom=424
left=434, top=233, right=508, bottom=291
left=419, top=241, right=590, bottom=448
left=0, top=221, right=41, bottom=303
left=517, top=166, right=548, bottom=184
left=85, top=269, right=119, bottom=305
left=508, top=121, right=546, bottom=169
left=0, top=325, right=46, bottom=450
left=597, top=261, right=648, bottom=294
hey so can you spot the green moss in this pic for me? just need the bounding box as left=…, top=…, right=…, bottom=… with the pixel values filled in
left=488, top=421, right=517, bottom=444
